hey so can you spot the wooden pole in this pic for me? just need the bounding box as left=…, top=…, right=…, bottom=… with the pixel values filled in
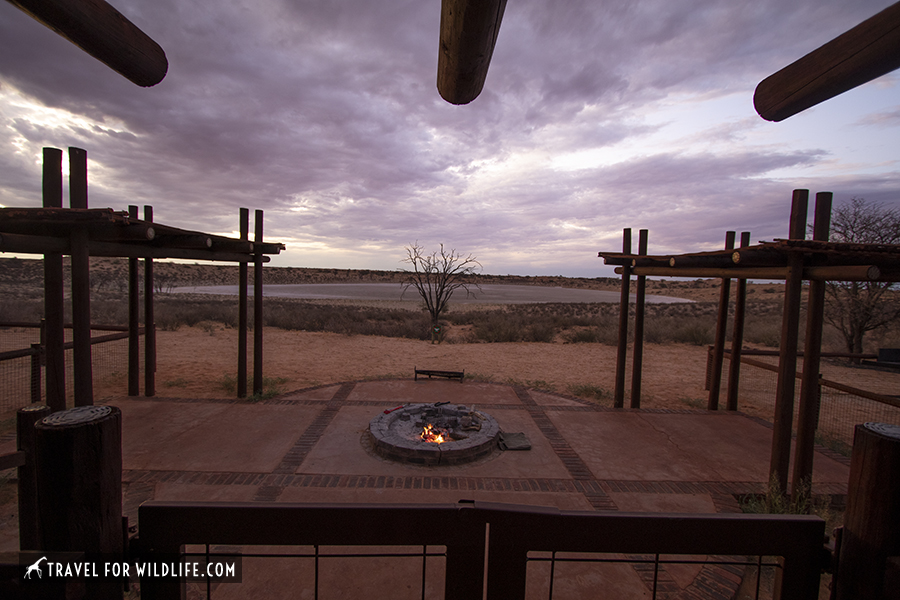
left=754, top=1, right=900, bottom=121
left=630, top=229, right=648, bottom=408
left=437, top=0, right=508, bottom=104
left=5, top=0, right=168, bottom=87
left=707, top=231, right=736, bottom=410
left=128, top=205, right=140, bottom=396
left=253, top=209, right=264, bottom=396
left=144, top=205, right=156, bottom=396
left=792, top=192, right=832, bottom=503
left=725, top=232, right=751, bottom=411
left=35, top=405, right=123, bottom=599
left=835, top=423, right=900, bottom=599
left=42, top=148, right=66, bottom=412
left=238, top=208, right=249, bottom=398
left=770, top=189, right=809, bottom=494
left=614, top=228, right=632, bottom=408
left=17, top=404, right=50, bottom=550
left=69, top=147, right=93, bottom=406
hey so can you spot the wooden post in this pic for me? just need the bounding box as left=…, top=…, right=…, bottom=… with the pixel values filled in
left=17, top=404, right=50, bottom=550
left=437, top=0, right=508, bottom=104
left=770, top=189, right=809, bottom=493
left=35, top=405, right=123, bottom=599
left=42, top=148, right=66, bottom=412
left=835, top=423, right=900, bottom=600
left=614, top=228, right=632, bottom=408
left=630, top=229, right=648, bottom=408
left=5, top=0, right=168, bottom=87
left=708, top=231, right=736, bottom=410
left=69, top=147, right=93, bottom=406
left=253, top=209, right=264, bottom=396
left=128, top=205, right=140, bottom=396
left=30, top=343, right=42, bottom=404
left=725, top=232, right=751, bottom=411
left=144, top=205, right=156, bottom=397
left=792, top=192, right=832, bottom=502
left=238, top=208, right=249, bottom=398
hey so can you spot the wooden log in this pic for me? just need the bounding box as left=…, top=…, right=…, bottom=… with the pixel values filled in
left=437, top=0, right=508, bottom=104
left=35, top=405, right=123, bottom=598
left=614, top=228, right=631, bottom=408
left=630, top=230, right=648, bottom=408
left=42, top=148, right=66, bottom=412
left=128, top=205, right=140, bottom=397
left=5, top=0, right=168, bottom=87
left=835, top=423, right=900, bottom=599
left=144, top=205, right=155, bottom=397
left=238, top=208, right=249, bottom=398
left=17, top=404, right=50, bottom=551
left=770, top=190, right=808, bottom=494
left=755, top=1, right=900, bottom=121
left=253, top=210, right=264, bottom=396
left=792, top=192, right=832, bottom=503
left=725, top=232, right=751, bottom=411
left=708, top=231, right=735, bottom=410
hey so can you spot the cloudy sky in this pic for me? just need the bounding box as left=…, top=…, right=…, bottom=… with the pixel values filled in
left=1, top=0, right=898, bottom=277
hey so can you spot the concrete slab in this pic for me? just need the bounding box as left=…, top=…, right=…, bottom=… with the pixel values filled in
left=111, top=399, right=318, bottom=472
left=349, top=379, right=523, bottom=405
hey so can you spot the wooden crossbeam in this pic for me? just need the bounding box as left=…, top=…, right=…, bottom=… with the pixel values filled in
left=437, top=0, right=507, bottom=104
left=754, top=1, right=900, bottom=121
left=4, top=0, right=167, bottom=87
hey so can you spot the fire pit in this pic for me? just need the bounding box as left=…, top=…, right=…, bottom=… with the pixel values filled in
left=368, top=403, right=500, bottom=466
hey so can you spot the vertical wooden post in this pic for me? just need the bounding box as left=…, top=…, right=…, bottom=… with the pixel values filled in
left=69, top=147, right=93, bottom=406
left=630, top=229, right=648, bottom=408
left=42, top=148, right=66, bottom=412
left=725, top=232, right=751, bottom=411
left=792, top=192, right=832, bottom=502
left=238, top=208, right=249, bottom=398
left=834, top=423, right=900, bottom=600
left=144, top=205, right=156, bottom=397
left=17, top=404, right=50, bottom=550
left=128, top=205, right=140, bottom=396
left=708, top=231, right=736, bottom=410
left=253, top=209, right=264, bottom=396
left=30, top=343, right=42, bottom=404
left=614, top=228, right=632, bottom=408
left=770, top=189, right=809, bottom=493
left=35, top=406, right=123, bottom=599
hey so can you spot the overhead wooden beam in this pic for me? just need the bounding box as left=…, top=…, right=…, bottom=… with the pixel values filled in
left=754, top=1, right=900, bottom=121
left=5, top=0, right=168, bottom=87
left=437, top=0, right=507, bottom=104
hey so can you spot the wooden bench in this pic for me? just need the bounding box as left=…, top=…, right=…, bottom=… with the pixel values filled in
left=415, top=368, right=464, bottom=382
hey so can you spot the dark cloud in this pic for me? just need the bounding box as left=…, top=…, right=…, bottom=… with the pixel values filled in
left=1, top=0, right=898, bottom=276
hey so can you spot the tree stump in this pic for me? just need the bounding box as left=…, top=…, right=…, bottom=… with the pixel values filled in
left=17, top=404, right=50, bottom=551
left=835, top=422, right=900, bottom=600
left=34, top=405, right=122, bottom=599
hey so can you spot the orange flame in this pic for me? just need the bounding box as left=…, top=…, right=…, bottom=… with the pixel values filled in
left=420, top=424, right=446, bottom=444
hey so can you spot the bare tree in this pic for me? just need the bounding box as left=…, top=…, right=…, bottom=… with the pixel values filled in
left=401, top=243, right=481, bottom=336
left=824, top=198, right=900, bottom=358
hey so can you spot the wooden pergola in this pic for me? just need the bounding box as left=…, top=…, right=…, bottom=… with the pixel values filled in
left=0, top=147, right=285, bottom=409
left=599, top=190, right=900, bottom=500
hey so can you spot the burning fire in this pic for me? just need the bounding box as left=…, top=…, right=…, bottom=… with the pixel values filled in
left=420, top=423, right=446, bottom=444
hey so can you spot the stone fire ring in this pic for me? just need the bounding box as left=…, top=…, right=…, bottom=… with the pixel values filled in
left=368, top=404, right=500, bottom=466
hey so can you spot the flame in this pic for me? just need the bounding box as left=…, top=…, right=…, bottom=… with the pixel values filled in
left=420, top=423, right=446, bottom=444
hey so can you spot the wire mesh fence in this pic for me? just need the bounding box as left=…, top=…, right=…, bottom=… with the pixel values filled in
left=718, top=352, right=900, bottom=456
left=0, top=324, right=135, bottom=418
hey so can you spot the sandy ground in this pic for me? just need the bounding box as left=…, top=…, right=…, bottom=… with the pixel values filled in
left=95, top=325, right=713, bottom=409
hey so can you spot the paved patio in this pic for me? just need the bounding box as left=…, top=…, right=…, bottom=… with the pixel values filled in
left=2, top=379, right=850, bottom=598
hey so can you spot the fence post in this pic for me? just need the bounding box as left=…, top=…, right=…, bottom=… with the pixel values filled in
left=725, top=231, right=751, bottom=411
left=835, top=423, right=900, bottom=599
left=630, top=229, right=648, bottom=408
left=708, top=231, right=736, bottom=410
left=17, top=404, right=50, bottom=551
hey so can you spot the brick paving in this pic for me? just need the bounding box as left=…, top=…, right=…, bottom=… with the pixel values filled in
left=107, top=378, right=849, bottom=599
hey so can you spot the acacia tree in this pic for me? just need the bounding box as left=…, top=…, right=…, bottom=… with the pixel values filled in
left=401, top=243, right=481, bottom=331
left=824, top=198, right=900, bottom=358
